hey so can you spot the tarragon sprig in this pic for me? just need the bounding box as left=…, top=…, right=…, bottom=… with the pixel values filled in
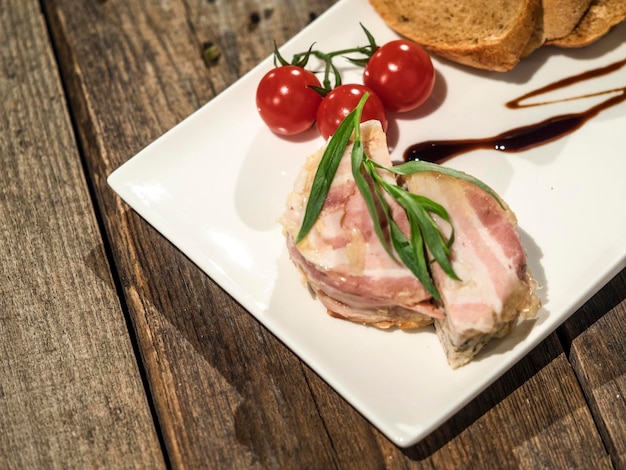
left=296, top=94, right=502, bottom=300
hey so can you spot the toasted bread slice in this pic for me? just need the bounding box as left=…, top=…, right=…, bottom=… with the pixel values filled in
left=521, top=11, right=546, bottom=58
left=522, top=0, right=593, bottom=57
left=549, top=0, right=626, bottom=47
left=368, top=0, right=542, bottom=71
left=542, top=0, right=593, bottom=40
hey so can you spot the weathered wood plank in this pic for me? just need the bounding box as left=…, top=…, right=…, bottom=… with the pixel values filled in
left=560, top=269, right=626, bottom=468
left=42, top=0, right=619, bottom=467
left=0, top=0, right=165, bottom=468
left=305, top=333, right=612, bottom=468
left=43, top=0, right=345, bottom=467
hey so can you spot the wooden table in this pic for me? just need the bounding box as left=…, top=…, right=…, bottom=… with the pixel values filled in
left=2, top=0, right=625, bottom=468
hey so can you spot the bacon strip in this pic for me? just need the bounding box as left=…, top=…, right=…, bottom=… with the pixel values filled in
left=404, top=171, right=540, bottom=367
left=279, top=121, right=540, bottom=366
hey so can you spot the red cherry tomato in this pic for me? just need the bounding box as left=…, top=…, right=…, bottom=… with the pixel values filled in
left=363, top=40, right=435, bottom=113
left=316, top=84, right=387, bottom=140
left=256, top=65, right=323, bottom=135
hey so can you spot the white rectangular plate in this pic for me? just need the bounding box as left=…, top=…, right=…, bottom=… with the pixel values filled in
left=108, top=0, right=626, bottom=447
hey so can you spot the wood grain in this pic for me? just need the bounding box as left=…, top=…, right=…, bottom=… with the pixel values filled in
left=43, top=0, right=347, bottom=467
left=559, top=270, right=626, bottom=468
left=38, top=0, right=625, bottom=467
left=304, top=333, right=612, bottom=468
left=0, top=1, right=164, bottom=467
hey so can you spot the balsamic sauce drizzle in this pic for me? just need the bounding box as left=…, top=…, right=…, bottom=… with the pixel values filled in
left=404, top=58, right=626, bottom=164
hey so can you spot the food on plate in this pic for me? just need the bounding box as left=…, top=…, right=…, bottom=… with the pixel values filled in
left=541, top=0, right=593, bottom=41
left=368, top=0, right=625, bottom=71
left=279, top=99, right=541, bottom=367
left=363, top=39, right=436, bottom=112
left=316, top=84, right=388, bottom=140
left=548, top=0, right=626, bottom=47
left=256, top=26, right=435, bottom=137
left=256, top=65, right=323, bottom=135
left=368, top=0, right=542, bottom=71
left=403, top=171, right=540, bottom=367
left=280, top=120, right=438, bottom=329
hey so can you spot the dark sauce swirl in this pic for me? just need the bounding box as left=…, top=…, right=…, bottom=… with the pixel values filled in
left=404, top=58, right=626, bottom=164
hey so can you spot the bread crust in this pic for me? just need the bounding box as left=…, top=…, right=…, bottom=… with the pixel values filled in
left=368, top=0, right=542, bottom=71
left=369, top=0, right=625, bottom=70
left=542, top=0, right=593, bottom=40
left=548, top=0, right=626, bottom=47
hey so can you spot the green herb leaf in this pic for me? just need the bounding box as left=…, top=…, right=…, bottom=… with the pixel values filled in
left=295, top=106, right=358, bottom=243
left=389, top=216, right=440, bottom=299
left=352, top=108, right=397, bottom=261
left=369, top=168, right=458, bottom=298
left=384, top=160, right=505, bottom=209
left=393, top=188, right=459, bottom=282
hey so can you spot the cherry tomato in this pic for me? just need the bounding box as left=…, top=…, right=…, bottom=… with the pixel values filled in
left=316, top=84, right=387, bottom=140
left=256, top=65, right=323, bottom=135
left=363, top=40, right=435, bottom=113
